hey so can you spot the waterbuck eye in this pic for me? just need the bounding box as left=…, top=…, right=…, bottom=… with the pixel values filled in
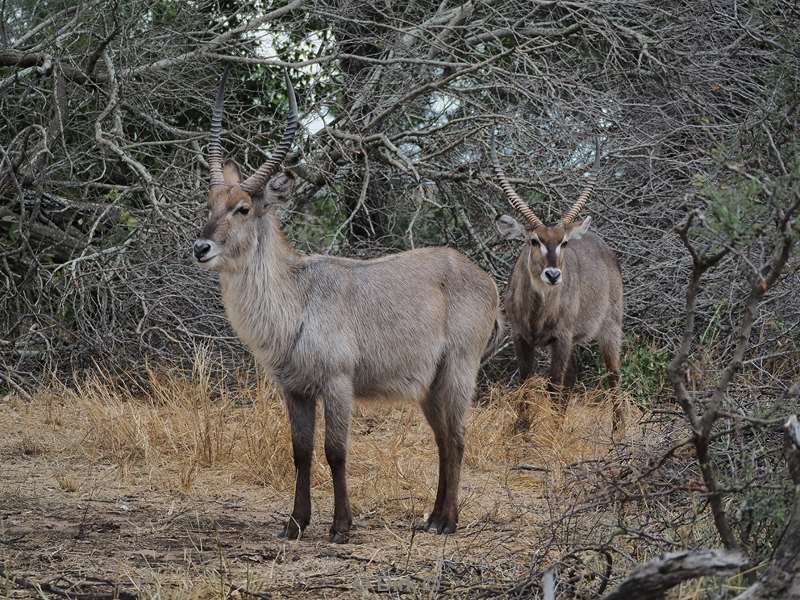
left=235, top=206, right=250, bottom=216
left=561, top=240, right=568, bottom=247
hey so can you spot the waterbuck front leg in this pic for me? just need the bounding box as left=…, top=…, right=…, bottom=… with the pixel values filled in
left=512, top=335, right=537, bottom=382
left=548, top=335, right=574, bottom=405
left=563, top=351, right=578, bottom=389
left=323, top=377, right=354, bottom=543
left=512, top=334, right=538, bottom=431
left=280, top=390, right=317, bottom=540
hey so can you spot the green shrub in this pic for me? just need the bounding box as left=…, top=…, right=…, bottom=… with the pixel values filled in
left=619, top=338, right=671, bottom=408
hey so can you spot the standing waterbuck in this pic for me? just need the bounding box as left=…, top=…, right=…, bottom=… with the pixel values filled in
left=490, top=131, right=623, bottom=428
left=193, top=69, right=502, bottom=543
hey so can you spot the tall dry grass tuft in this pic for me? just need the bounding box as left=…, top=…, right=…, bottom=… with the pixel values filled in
left=71, top=372, right=233, bottom=468
left=62, top=349, right=301, bottom=491
left=485, top=377, right=639, bottom=491
left=40, top=354, right=636, bottom=520
left=235, top=372, right=326, bottom=491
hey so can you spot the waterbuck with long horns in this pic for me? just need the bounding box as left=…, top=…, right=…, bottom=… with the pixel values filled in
left=193, top=68, right=502, bottom=543
left=490, top=131, right=623, bottom=426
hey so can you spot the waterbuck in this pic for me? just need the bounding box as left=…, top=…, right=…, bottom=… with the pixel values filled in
left=490, top=131, right=623, bottom=427
left=192, top=69, right=502, bottom=543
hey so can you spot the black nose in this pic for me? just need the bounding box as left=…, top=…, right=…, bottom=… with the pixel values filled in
left=545, top=270, right=560, bottom=284
left=193, top=240, right=211, bottom=260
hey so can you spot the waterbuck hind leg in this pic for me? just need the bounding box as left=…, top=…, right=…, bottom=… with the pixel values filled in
left=599, top=331, right=624, bottom=439
left=323, top=377, right=354, bottom=544
left=280, top=390, right=317, bottom=540
left=421, top=356, right=474, bottom=535
left=441, top=410, right=466, bottom=535
left=420, top=395, right=448, bottom=527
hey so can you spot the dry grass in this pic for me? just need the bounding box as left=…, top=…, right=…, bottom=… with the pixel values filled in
left=0, top=353, right=646, bottom=598
left=67, top=360, right=296, bottom=493
left=45, top=353, right=636, bottom=515
left=500, top=379, right=640, bottom=487
left=54, top=472, right=79, bottom=492
left=9, top=434, right=48, bottom=457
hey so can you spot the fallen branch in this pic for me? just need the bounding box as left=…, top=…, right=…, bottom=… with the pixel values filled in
left=0, top=563, right=138, bottom=600
left=601, top=549, right=747, bottom=600
left=511, top=463, right=550, bottom=472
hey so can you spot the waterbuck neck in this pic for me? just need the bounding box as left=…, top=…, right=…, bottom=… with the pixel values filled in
left=218, top=214, right=304, bottom=370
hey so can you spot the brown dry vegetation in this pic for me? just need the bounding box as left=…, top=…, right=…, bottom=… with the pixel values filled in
left=0, top=353, right=674, bottom=599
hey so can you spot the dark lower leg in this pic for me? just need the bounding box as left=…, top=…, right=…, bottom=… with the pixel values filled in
left=563, top=352, right=578, bottom=389
left=513, top=336, right=536, bottom=382
left=421, top=399, right=451, bottom=532
left=548, top=338, right=572, bottom=404
left=426, top=385, right=468, bottom=535
left=325, top=447, right=352, bottom=543
left=432, top=440, right=448, bottom=518
left=425, top=433, right=453, bottom=532
left=607, top=369, right=620, bottom=388
left=609, top=370, right=624, bottom=438
left=512, top=337, right=537, bottom=430
left=281, top=393, right=316, bottom=539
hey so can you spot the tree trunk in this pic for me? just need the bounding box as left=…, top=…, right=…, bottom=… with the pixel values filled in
left=734, top=415, right=800, bottom=600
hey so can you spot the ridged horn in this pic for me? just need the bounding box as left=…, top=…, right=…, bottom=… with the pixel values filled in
left=240, top=70, right=299, bottom=195
left=490, top=129, right=543, bottom=230
left=561, top=137, right=601, bottom=225
left=208, top=65, right=230, bottom=187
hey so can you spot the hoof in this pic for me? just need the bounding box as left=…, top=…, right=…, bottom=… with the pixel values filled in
left=278, top=518, right=305, bottom=540
left=329, top=527, right=350, bottom=544
left=425, top=515, right=457, bottom=535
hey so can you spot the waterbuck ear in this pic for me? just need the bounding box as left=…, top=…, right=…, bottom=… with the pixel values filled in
left=223, top=160, right=241, bottom=185
left=495, top=214, right=527, bottom=241
left=257, top=170, right=297, bottom=215
left=565, top=216, right=591, bottom=240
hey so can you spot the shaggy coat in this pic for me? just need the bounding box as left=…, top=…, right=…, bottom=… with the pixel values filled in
left=198, top=170, right=502, bottom=542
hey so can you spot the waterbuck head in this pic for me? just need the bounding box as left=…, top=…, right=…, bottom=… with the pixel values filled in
left=491, top=130, right=600, bottom=287
left=193, top=67, right=299, bottom=271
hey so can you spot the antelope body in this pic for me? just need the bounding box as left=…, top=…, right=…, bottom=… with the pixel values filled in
left=193, top=69, right=502, bottom=543
left=490, top=131, right=623, bottom=425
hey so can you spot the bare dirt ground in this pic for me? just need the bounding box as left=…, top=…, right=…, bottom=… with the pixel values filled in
left=0, top=371, right=632, bottom=599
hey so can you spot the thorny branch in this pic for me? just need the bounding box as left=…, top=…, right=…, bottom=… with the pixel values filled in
left=668, top=182, right=799, bottom=550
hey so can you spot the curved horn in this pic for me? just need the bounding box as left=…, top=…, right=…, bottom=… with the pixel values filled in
left=240, top=70, right=299, bottom=195
left=561, top=137, right=601, bottom=225
left=208, top=65, right=230, bottom=187
left=490, top=129, right=543, bottom=230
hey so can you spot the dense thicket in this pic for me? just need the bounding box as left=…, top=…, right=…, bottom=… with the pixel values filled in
left=2, top=0, right=795, bottom=380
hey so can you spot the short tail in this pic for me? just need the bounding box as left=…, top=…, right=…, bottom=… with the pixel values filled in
left=481, top=309, right=505, bottom=363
